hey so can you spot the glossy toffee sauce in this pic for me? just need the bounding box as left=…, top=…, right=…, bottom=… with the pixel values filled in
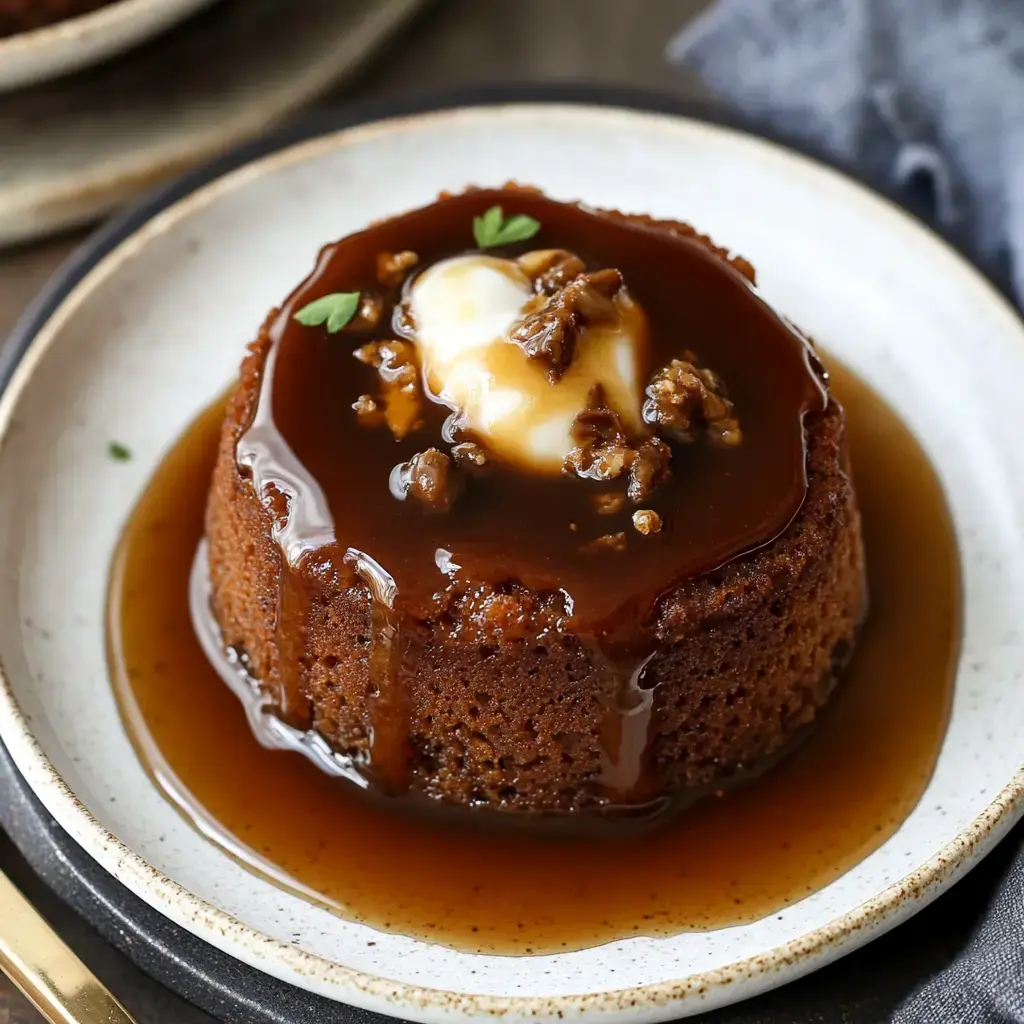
left=109, top=365, right=958, bottom=955
left=231, top=190, right=827, bottom=800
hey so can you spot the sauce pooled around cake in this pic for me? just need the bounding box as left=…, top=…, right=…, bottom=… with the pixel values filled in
left=204, top=187, right=864, bottom=812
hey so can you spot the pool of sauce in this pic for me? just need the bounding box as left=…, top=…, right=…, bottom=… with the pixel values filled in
left=229, top=188, right=828, bottom=798
left=107, top=359, right=959, bottom=955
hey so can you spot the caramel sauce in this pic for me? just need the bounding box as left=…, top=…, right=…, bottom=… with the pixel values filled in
left=232, top=189, right=827, bottom=797
left=107, top=359, right=959, bottom=955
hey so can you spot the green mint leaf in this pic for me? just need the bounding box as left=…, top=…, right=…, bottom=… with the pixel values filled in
left=473, top=205, right=541, bottom=248
left=108, top=441, right=131, bottom=461
left=494, top=213, right=541, bottom=245
left=473, top=206, right=499, bottom=248
left=293, top=292, right=361, bottom=333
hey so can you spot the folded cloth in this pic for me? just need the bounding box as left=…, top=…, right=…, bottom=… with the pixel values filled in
left=668, top=0, right=1024, bottom=304
left=894, top=844, right=1024, bottom=1022
left=670, top=3, right=1024, bottom=1020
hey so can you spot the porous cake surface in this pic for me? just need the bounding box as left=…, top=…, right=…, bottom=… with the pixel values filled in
left=204, top=189, right=866, bottom=813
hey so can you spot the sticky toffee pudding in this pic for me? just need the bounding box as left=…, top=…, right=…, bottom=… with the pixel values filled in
left=202, top=187, right=865, bottom=813
left=108, top=188, right=961, bottom=952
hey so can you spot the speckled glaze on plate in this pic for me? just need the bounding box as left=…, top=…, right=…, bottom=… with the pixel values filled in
left=0, top=0, right=426, bottom=246
left=0, top=101, right=1022, bottom=1023
left=0, top=0, right=218, bottom=93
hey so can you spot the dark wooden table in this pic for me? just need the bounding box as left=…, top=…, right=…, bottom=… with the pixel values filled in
left=0, top=0, right=1017, bottom=1020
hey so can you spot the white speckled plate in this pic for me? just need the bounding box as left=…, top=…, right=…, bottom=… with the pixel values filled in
left=0, top=0, right=218, bottom=93
left=1, top=100, right=1023, bottom=1023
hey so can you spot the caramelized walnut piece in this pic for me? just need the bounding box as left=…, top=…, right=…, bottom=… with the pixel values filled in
left=351, top=393, right=384, bottom=427
left=509, top=268, right=624, bottom=379
left=627, top=437, right=672, bottom=502
left=563, top=386, right=633, bottom=483
left=347, top=293, right=384, bottom=331
left=564, top=387, right=672, bottom=504
left=451, top=441, right=489, bottom=469
left=398, top=448, right=459, bottom=512
left=643, top=358, right=742, bottom=447
left=376, top=250, right=419, bottom=286
left=632, top=509, right=662, bottom=535
left=517, top=249, right=587, bottom=294
left=353, top=340, right=423, bottom=440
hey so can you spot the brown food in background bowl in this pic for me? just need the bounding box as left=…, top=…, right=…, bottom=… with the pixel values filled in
left=0, top=0, right=118, bottom=36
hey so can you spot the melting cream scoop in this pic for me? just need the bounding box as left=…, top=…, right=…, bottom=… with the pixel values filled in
left=408, top=254, right=645, bottom=472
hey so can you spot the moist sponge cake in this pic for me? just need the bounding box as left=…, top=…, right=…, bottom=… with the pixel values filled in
left=203, top=187, right=866, bottom=814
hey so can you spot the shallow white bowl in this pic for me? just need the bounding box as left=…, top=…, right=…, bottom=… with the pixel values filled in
left=0, top=0, right=218, bottom=93
left=0, top=102, right=1023, bottom=1022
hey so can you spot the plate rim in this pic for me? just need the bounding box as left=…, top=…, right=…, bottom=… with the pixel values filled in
left=0, top=0, right=201, bottom=51
left=1, top=87, right=1023, bottom=1021
left=0, top=0, right=219, bottom=92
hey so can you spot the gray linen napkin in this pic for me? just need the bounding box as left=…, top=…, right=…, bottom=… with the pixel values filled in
left=669, top=0, right=1024, bottom=304
left=670, top=2, right=1024, bottom=1020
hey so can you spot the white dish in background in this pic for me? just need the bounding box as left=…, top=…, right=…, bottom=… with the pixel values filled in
left=0, top=0, right=219, bottom=93
left=0, top=0, right=428, bottom=246
left=0, top=103, right=1023, bottom=1023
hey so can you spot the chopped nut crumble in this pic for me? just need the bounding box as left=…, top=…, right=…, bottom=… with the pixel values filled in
left=517, top=249, right=587, bottom=294
left=348, top=293, right=384, bottom=331
left=353, top=339, right=423, bottom=439
left=564, top=386, right=672, bottom=503
left=395, top=448, right=459, bottom=512
left=643, top=358, right=742, bottom=446
left=510, top=268, right=623, bottom=379
left=351, top=393, right=384, bottom=427
left=376, top=250, right=419, bottom=286
left=632, top=509, right=662, bottom=535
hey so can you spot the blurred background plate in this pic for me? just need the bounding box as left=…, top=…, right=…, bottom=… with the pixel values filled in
left=0, top=0, right=428, bottom=246
left=0, top=0, right=220, bottom=94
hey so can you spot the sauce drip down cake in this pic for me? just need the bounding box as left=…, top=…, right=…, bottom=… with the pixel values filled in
left=203, top=187, right=867, bottom=815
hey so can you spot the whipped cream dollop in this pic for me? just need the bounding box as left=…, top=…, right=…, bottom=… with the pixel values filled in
left=408, top=254, right=646, bottom=473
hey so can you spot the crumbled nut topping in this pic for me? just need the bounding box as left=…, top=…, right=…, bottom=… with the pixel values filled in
left=517, top=249, right=587, bottom=294
left=564, top=386, right=672, bottom=504
left=376, top=250, right=419, bottom=286
left=351, top=393, right=384, bottom=427
left=591, top=492, right=625, bottom=515
left=581, top=531, right=628, bottom=554
left=348, top=293, right=384, bottom=331
left=353, top=339, right=423, bottom=440
left=627, top=437, right=672, bottom=502
left=451, top=441, right=489, bottom=469
left=395, top=448, right=459, bottom=512
left=563, top=389, right=633, bottom=483
left=509, top=268, right=623, bottom=379
left=632, top=509, right=662, bottom=535
left=643, top=358, right=742, bottom=446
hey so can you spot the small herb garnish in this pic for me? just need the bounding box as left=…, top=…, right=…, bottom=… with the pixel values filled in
left=293, top=292, right=361, bottom=333
left=108, top=441, right=131, bottom=461
left=473, top=205, right=541, bottom=249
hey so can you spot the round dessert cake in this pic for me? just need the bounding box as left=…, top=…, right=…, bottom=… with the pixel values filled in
left=203, top=186, right=866, bottom=815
